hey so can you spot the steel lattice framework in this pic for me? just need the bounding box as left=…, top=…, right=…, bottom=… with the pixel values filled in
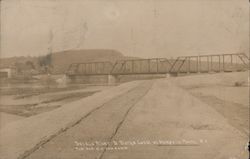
left=66, top=53, right=249, bottom=76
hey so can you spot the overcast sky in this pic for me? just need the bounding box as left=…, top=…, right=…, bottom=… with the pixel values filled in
left=0, top=0, right=249, bottom=58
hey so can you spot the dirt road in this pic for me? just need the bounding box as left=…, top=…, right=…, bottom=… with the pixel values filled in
left=23, top=77, right=247, bottom=159
left=0, top=80, right=143, bottom=159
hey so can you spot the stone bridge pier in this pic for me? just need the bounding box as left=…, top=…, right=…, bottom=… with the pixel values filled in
left=108, top=74, right=118, bottom=85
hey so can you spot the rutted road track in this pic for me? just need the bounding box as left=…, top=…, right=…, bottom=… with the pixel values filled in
left=0, top=80, right=147, bottom=159
left=25, top=80, right=154, bottom=159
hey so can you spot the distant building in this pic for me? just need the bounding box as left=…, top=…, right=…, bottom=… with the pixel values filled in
left=0, top=67, right=16, bottom=79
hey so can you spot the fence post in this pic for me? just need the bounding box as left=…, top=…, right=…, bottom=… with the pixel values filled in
left=210, top=56, right=213, bottom=72
left=198, top=56, right=200, bottom=73
left=222, top=54, right=225, bottom=71
left=148, top=59, right=151, bottom=73
left=207, top=56, right=209, bottom=72
left=218, top=55, right=221, bottom=72
left=188, top=57, right=190, bottom=74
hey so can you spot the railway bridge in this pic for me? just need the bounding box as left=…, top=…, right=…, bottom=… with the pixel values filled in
left=66, top=53, right=249, bottom=83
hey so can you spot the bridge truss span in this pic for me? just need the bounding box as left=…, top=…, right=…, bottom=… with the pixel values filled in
left=66, top=53, right=249, bottom=77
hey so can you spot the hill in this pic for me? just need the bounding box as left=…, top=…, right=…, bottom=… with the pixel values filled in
left=51, top=49, right=127, bottom=73
left=0, top=49, right=131, bottom=74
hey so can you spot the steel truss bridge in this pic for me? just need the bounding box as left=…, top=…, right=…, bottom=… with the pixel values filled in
left=66, top=53, right=249, bottom=77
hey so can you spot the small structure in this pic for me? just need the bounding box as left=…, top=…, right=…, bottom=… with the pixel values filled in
left=0, top=67, right=16, bottom=79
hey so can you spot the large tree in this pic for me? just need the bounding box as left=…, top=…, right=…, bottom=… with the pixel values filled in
left=38, top=53, right=53, bottom=73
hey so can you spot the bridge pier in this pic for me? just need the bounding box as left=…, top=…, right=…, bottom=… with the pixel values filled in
left=108, top=74, right=118, bottom=85
left=166, top=73, right=171, bottom=78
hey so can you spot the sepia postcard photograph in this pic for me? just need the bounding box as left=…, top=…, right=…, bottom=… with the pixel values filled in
left=0, top=0, right=249, bottom=159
